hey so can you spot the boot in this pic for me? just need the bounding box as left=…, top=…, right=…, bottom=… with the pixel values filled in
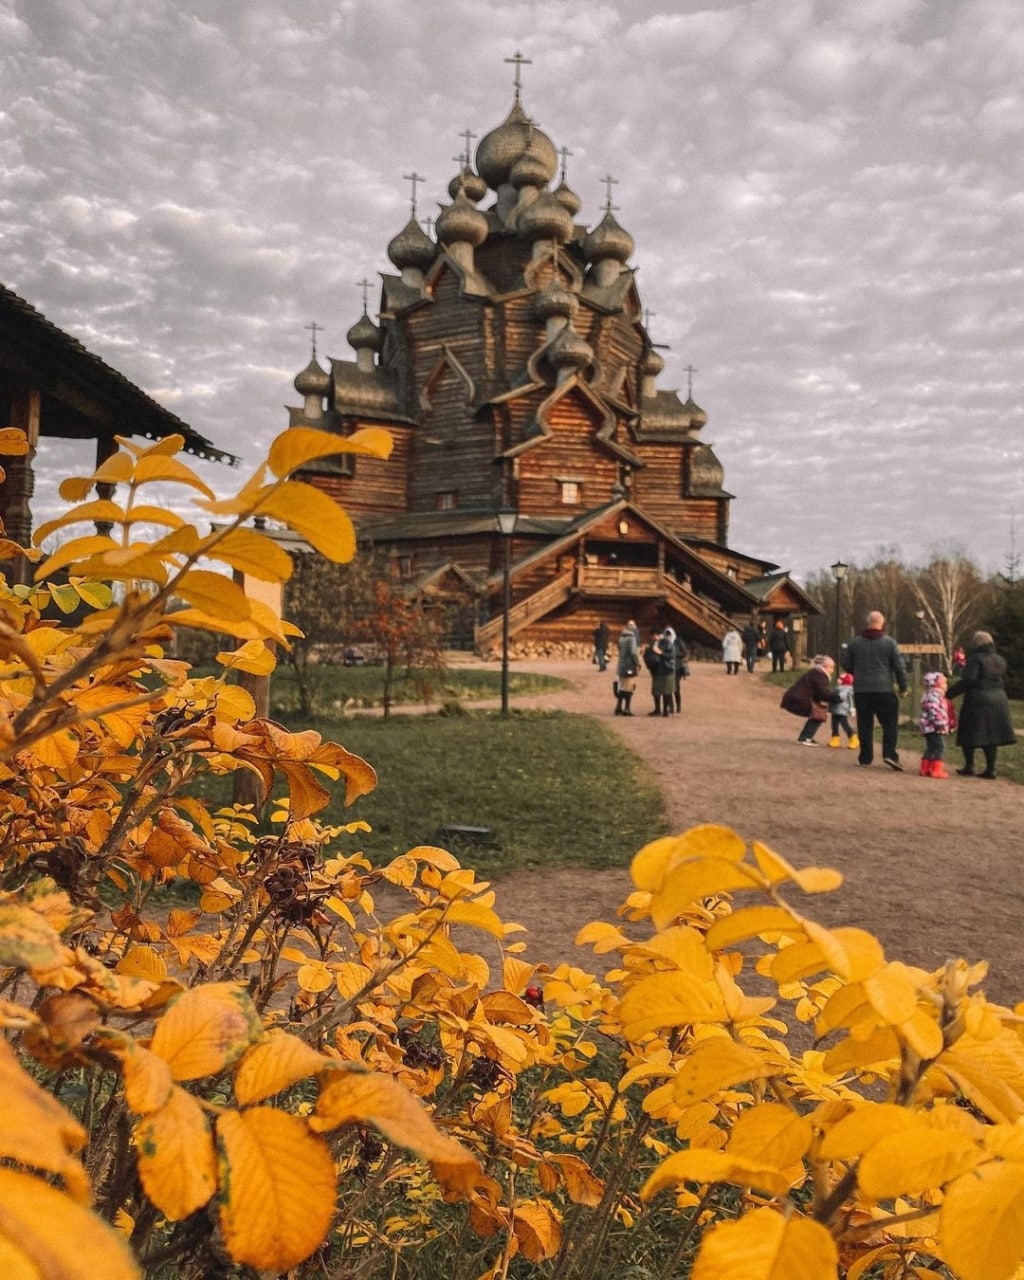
left=614, top=694, right=623, bottom=715
left=932, top=759, right=949, bottom=779
left=828, top=735, right=841, bottom=749
left=848, top=734, right=860, bottom=750
left=623, top=693, right=633, bottom=716
left=919, top=759, right=931, bottom=776
left=674, top=692, right=681, bottom=713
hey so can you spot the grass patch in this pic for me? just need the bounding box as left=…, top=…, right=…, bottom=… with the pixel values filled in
left=762, top=670, right=1024, bottom=783
left=269, top=663, right=569, bottom=713
left=194, top=708, right=667, bottom=878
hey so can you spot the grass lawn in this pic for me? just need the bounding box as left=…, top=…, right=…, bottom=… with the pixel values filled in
left=195, top=704, right=668, bottom=878
left=270, top=663, right=568, bottom=714
left=762, top=668, right=1024, bottom=784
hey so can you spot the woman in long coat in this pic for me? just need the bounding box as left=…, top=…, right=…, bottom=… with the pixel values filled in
left=946, top=630, right=1016, bottom=778
left=780, top=655, right=836, bottom=744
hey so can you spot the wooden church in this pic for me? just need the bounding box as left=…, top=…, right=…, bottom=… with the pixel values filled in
left=285, top=64, right=816, bottom=657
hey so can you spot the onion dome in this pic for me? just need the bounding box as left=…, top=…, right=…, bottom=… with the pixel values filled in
left=510, top=141, right=552, bottom=191
left=476, top=100, right=557, bottom=191
left=518, top=191, right=574, bottom=244
left=386, top=216, right=437, bottom=272
left=294, top=355, right=330, bottom=397
left=548, top=325, right=593, bottom=375
left=684, top=395, right=708, bottom=428
left=552, top=176, right=582, bottom=218
left=641, top=347, right=665, bottom=378
left=533, top=278, right=579, bottom=323
left=583, top=210, right=635, bottom=265
left=346, top=311, right=381, bottom=353
left=436, top=189, right=489, bottom=247
left=689, top=443, right=725, bottom=491
left=448, top=165, right=488, bottom=203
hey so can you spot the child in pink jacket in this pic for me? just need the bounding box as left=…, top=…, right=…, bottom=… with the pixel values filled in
left=919, top=670, right=951, bottom=778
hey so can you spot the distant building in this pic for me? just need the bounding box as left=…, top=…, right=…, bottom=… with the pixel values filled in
left=0, top=282, right=236, bottom=578
left=285, top=75, right=816, bottom=656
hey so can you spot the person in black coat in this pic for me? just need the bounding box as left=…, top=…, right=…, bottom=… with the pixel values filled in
left=946, top=630, right=1016, bottom=778
left=780, top=655, right=836, bottom=744
left=769, top=621, right=791, bottom=673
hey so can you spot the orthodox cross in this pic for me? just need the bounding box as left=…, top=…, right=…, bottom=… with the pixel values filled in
left=683, top=364, right=698, bottom=398
left=403, top=170, right=425, bottom=216
left=504, top=50, right=531, bottom=102
left=601, top=173, right=619, bottom=213
left=454, top=128, right=477, bottom=167
left=304, top=321, right=322, bottom=359
left=558, top=144, right=573, bottom=182
left=643, top=308, right=656, bottom=331
left=356, top=278, right=372, bottom=314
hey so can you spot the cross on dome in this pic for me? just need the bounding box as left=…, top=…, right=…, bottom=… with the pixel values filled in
left=504, top=50, right=532, bottom=102
left=304, top=320, right=322, bottom=359
left=683, top=363, right=698, bottom=398
left=601, top=174, right=619, bottom=213
left=558, top=145, right=573, bottom=181
left=454, top=128, right=478, bottom=167
left=356, top=279, right=373, bottom=314
left=403, top=171, right=426, bottom=216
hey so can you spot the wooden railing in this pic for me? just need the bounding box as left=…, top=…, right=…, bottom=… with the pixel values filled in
left=475, top=568, right=575, bottom=650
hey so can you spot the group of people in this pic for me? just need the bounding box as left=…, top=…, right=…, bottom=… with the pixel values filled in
left=608, top=620, right=689, bottom=717
left=781, top=610, right=1017, bottom=779
left=722, top=620, right=792, bottom=674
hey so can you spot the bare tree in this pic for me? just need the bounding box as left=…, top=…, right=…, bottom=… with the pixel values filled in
left=910, top=553, right=993, bottom=667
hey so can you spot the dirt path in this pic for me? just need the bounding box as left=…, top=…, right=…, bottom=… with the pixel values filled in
left=460, top=658, right=1024, bottom=1007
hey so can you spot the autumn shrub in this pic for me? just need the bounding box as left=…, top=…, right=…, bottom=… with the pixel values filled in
left=4, top=425, right=1024, bottom=1280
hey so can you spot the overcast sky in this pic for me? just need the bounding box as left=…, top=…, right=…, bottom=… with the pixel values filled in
left=4, top=0, right=1022, bottom=581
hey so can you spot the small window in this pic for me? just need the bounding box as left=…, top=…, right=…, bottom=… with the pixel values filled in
left=397, top=556, right=413, bottom=577
left=560, top=481, right=581, bottom=505
left=437, top=490, right=457, bottom=510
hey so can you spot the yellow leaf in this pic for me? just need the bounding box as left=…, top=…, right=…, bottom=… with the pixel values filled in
left=823, top=1027, right=901, bottom=1074
left=672, top=1037, right=776, bottom=1107
left=941, top=1162, right=1024, bottom=1280
left=575, top=921, right=633, bottom=952
left=0, top=1238, right=41, bottom=1280
left=217, top=1108, right=336, bottom=1272
left=174, top=570, right=252, bottom=622
left=197, top=528, right=294, bottom=586
left=234, top=1034, right=330, bottom=1105
left=0, top=1169, right=140, bottom=1280
left=30, top=727, right=79, bottom=771
left=33, top=501, right=126, bottom=543
left=311, top=1068, right=480, bottom=1169
left=0, top=1039, right=88, bottom=1198
left=692, top=1206, right=838, bottom=1280
left=617, top=970, right=728, bottom=1040
left=751, top=841, right=842, bottom=893
left=149, top=983, right=262, bottom=1081
left=254, top=481, right=357, bottom=562
left=940, top=1035, right=1024, bottom=1123
left=92, top=451, right=135, bottom=485
left=297, top=960, right=333, bottom=993
left=123, top=504, right=187, bottom=528
left=643, top=1148, right=793, bottom=1199
left=863, top=963, right=920, bottom=1025
left=858, top=1129, right=982, bottom=1200
left=215, top=683, right=257, bottom=722
left=443, top=898, right=507, bottom=938
left=818, top=1103, right=915, bottom=1161
left=267, top=425, right=393, bottom=479
left=0, top=427, right=30, bottom=455
left=134, top=453, right=216, bottom=497
left=631, top=824, right=748, bottom=892
left=135, top=1084, right=218, bottom=1219
left=512, top=1199, right=563, bottom=1262
left=545, top=1153, right=604, bottom=1206
left=33, top=534, right=117, bottom=580
left=115, top=1040, right=174, bottom=1116
left=705, top=905, right=803, bottom=951
left=194, top=464, right=269, bottom=516
left=117, top=945, right=169, bottom=984
left=651, top=857, right=763, bottom=931
left=215, top=639, right=277, bottom=675
left=0, top=904, right=71, bottom=972
left=728, top=1102, right=812, bottom=1171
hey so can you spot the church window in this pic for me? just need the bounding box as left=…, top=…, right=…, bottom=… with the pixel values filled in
left=437, top=490, right=458, bottom=510
left=559, top=480, right=581, bottom=505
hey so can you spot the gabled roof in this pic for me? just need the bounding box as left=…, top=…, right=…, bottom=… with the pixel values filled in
left=0, top=283, right=237, bottom=464
left=744, top=572, right=820, bottom=614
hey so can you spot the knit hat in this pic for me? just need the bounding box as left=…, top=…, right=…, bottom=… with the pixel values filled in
left=838, top=673, right=853, bottom=686
left=924, top=671, right=946, bottom=688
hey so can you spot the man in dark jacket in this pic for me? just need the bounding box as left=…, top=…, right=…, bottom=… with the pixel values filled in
left=841, top=610, right=907, bottom=770
left=741, top=620, right=761, bottom=673
left=768, top=622, right=790, bottom=672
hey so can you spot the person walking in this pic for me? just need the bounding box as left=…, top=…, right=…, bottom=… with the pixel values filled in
left=592, top=620, right=610, bottom=672
left=768, top=621, right=791, bottom=673
left=841, top=610, right=908, bottom=770
left=918, top=670, right=951, bottom=778
left=722, top=626, right=742, bottom=675
left=741, top=619, right=761, bottom=673
left=946, top=630, right=1017, bottom=778
left=653, top=627, right=677, bottom=716
left=671, top=628, right=689, bottom=713
left=614, top=620, right=640, bottom=716
left=828, top=673, right=859, bottom=750
left=780, top=655, right=836, bottom=744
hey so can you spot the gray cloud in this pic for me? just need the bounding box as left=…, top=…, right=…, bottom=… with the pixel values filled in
left=3, top=0, right=1022, bottom=578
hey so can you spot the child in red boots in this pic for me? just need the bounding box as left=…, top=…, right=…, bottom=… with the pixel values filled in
left=919, top=670, right=951, bottom=777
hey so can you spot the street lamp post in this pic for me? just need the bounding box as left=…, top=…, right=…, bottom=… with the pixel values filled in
left=830, top=560, right=848, bottom=664
left=496, top=508, right=518, bottom=715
